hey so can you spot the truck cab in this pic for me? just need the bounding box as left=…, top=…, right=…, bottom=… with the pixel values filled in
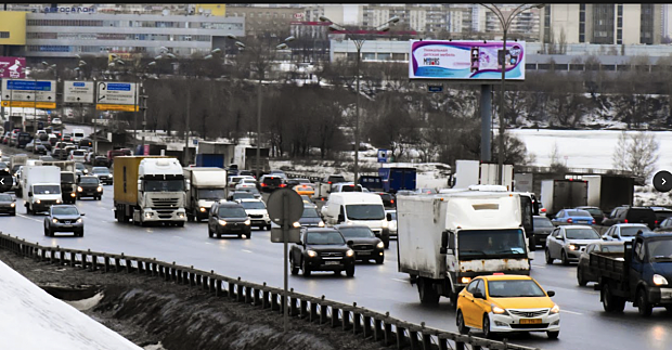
left=184, top=167, right=227, bottom=222
left=592, top=232, right=672, bottom=316
left=22, top=165, right=63, bottom=214
left=321, top=192, right=390, bottom=248
left=135, top=158, right=187, bottom=225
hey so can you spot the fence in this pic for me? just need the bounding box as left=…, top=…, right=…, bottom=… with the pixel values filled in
left=0, top=232, right=542, bottom=350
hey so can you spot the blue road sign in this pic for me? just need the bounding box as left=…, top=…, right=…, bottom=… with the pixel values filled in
left=6, top=80, right=52, bottom=91
left=106, top=83, right=131, bottom=91
left=377, top=149, right=389, bottom=163
left=427, top=85, right=443, bottom=93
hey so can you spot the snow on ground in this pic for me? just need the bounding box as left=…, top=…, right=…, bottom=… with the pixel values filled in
left=510, top=129, right=672, bottom=173
left=0, top=259, right=142, bottom=350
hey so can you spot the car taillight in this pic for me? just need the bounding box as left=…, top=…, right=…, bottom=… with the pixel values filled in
left=592, top=219, right=596, bottom=224
left=541, top=208, right=547, bottom=213
left=567, top=218, right=573, bottom=223
left=391, top=199, right=394, bottom=204
left=328, top=181, right=332, bottom=184
left=655, top=220, right=659, bottom=224
left=624, top=219, right=629, bottom=223
left=280, top=184, right=286, bottom=188
left=261, top=183, right=266, bottom=187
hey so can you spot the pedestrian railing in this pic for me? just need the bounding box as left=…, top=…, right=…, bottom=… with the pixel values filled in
left=0, top=232, right=542, bottom=350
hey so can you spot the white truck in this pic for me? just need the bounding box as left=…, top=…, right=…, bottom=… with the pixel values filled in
left=321, top=192, right=390, bottom=248
left=397, top=186, right=531, bottom=305
left=183, top=167, right=227, bottom=222
left=113, top=156, right=187, bottom=226
left=22, top=165, right=63, bottom=214
left=452, top=160, right=514, bottom=190
left=37, top=160, right=78, bottom=204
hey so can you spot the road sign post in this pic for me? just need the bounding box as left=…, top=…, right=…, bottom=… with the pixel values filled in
left=267, top=188, right=303, bottom=333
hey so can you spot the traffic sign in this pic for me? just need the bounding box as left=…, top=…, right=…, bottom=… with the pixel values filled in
left=427, top=85, right=443, bottom=93
left=1, top=79, right=57, bottom=109
left=64, top=81, right=94, bottom=104
left=96, top=81, right=138, bottom=111
left=267, top=188, right=304, bottom=226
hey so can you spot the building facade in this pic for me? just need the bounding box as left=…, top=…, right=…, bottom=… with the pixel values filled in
left=540, top=4, right=663, bottom=46
left=225, top=5, right=302, bottom=37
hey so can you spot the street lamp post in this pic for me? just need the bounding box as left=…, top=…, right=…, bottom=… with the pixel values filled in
left=480, top=3, right=544, bottom=186
left=225, top=35, right=295, bottom=180
left=319, top=15, right=400, bottom=186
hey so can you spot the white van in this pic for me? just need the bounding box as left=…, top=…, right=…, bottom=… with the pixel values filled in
left=72, top=128, right=85, bottom=143
left=321, top=192, right=390, bottom=247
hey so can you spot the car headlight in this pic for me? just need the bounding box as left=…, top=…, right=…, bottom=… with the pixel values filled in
left=460, top=276, right=472, bottom=284
left=382, top=220, right=388, bottom=228
left=144, top=212, right=153, bottom=218
left=568, top=244, right=577, bottom=250
left=307, top=249, right=317, bottom=258
left=83, top=170, right=88, bottom=174
left=10, top=203, right=15, bottom=207
left=77, top=186, right=83, bottom=192
left=56, top=199, right=61, bottom=204
left=97, top=186, right=103, bottom=192
left=76, top=218, right=82, bottom=223
left=52, top=218, right=58, bottom=224
left=218, top=219, right=227, bottom=226
left=293, top=221, right=301, bottom=228
left=346, top=249, right=355, bottom=257
left=70, top=192, right=76, bottom=197
left=491, top=304, right=508, bottom=315
left=550, top=304, right=560, bottom=314
left=244, top=219, right=251, bottom=225
left=177, top=212, right=184, bottom=218
left=36, top=199, right=41, bottom=204
left=653, top=274, right=669, bottom=286
left=199, top=207, right=206, bottom=212
left=376, top=241, right=384, bottom=249
left=318, top=221, right=325, bottom=227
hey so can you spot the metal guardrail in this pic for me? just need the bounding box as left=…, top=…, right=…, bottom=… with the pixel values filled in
left=0, top=232, right=542, bottom=350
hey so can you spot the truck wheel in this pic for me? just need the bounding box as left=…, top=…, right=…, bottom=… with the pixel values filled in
left=637, top=288, right=653, bottom=317
left=176, top=221, right=184, bottom=228
left=346, top=266, right=355, bottom=277
left=383, top=236, right=390, bottom=249
left=417, top=278, right=440, bottom=305
left=302, top=260, right=311, bottom=277
left=577, top=267, right=588, bottom=286
left=26, top=204, right=32, bottom=215
left=528, top=236, right=536, bottom=251
left=561, top=250, right=570, bottom=266
left=547, top=331, right=560, bottom=340
left=602, top=284, right=625, bottom=313
left=208, top=225, right=214, bottom=238
left=456, top=310, right=469, bottom=335
left=290, top=257, right=299, bottom=275
left=545, top=248, right=554, bottom=264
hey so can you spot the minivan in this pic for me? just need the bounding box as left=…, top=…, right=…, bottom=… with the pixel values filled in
left=321, top=192, right=390, bottom=248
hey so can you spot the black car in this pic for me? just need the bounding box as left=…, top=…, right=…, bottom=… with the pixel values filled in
left=530, top=215, right=555, bottom=249
left=259, top=175, right=285, bottom=193
left=208, top=201, right=251, bottom=239
left=91, top=167, right=113, bottom=185
left=575, top=206, right=605, bottom=225
left=289, top=227, right=355, bottom=277
left=228, top=191, right=256, bottom=201
left=43, top=204, right=84, bottom=237
left=374, top=192, right=396, bottom=209
left=334, top=224, right=385, bottom=264
left=285, top=178, right=311, bottom=188
left=16, top=132, right=32, bottom=148
left=0, top=193, right=16, bottom=215
left=602, top=206, right=657, bottom=230
left=92, top=156, right=111, bottom=167
left=77, top=176, right=103, bottom=200
left=649, top=207, right=672, bottom=228
left=297, top=205, right=325, bottom=228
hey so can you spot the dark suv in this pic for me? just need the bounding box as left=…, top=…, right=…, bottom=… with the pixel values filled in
left=259, top=175, right=285, bottom=193
left=289, top=227, right=355, bottom=277
left=208, top=201, right=252, bottom=239
left=602, top=206, right=657, bottom=230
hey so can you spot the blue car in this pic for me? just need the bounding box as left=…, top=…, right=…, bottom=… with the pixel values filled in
left=552, top=209, right=595, bottom=225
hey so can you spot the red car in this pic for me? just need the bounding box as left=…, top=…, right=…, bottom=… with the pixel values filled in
left=107, top=148, right=132, bottom=163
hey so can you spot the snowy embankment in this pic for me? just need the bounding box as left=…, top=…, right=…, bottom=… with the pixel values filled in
left=0, top=259, right=141, bottom=350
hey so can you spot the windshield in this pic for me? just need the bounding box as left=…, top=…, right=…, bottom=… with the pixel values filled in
left=0, top=162, right=7, bottom=169
left=144, top=180, right=184, bottom=192
left=566, top=228, right=600, bottom=239
left=73, top=151, right=85, bottom=156
left=52, top=206, right=79, bottom=216
left=75, top=163, right=85, bottom=170
left=92, top=168, right=109, bottom=174
left=241, top=201, right=266, bottom=210
left=621, top=226, right=651, bottom=237
left=33, top=185, right=61, bottom=195
left=338, top=227, right=375, bottom=238
left=487, top=280, right=546, bottom=298
left=649, top=239, right=672, bottom=261
left=0, top=194, right=12, bottom=201
left=302, top=207, right=320, bottom=218
left=533, top=217, right=554, bottom=227
left=218, top=207, right=247, bottom=218
left=458, top=229, right=527, bottom=258
left=233, top=192, right=255, bottom=199
left=240, top=187, right=260, bottom=195
left=305, top=231, right=345, bottom=245
left=567, top=210, right=591, bottom=217
left=80, top=177, right=99, bottom=184
left=198, top=189, right=225, bottom=200
left=345, top=204, right=385, bottom=220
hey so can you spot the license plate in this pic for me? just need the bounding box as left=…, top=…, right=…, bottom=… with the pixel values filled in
left=357, top=250, right=373, bottom=255
left=578, top=221, right=588, bottom=223
left=325, top=261, right=340, bottom=266
left=62, top=225, right=72, bottom=228
left=520, top=319, right=542, bottom=324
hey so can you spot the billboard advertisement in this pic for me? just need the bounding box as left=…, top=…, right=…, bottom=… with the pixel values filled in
left=0, top=57, right=26, bottom=79
left=409, top=40, right=525, bottom=81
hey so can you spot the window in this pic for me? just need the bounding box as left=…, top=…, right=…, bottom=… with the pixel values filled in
left=0, top=32, right=9, bottom=39
left=634, top=241, right=645, bottom=261
left=466, top=280, right=479, bottom=294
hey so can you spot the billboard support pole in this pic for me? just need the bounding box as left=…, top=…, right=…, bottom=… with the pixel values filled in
left=498, top=29, right=507, bottom=186
left=480, top=84, right=492, bottom=163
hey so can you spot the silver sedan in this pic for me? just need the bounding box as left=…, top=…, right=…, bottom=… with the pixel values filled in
left=545, top=225, right=603, bottom=265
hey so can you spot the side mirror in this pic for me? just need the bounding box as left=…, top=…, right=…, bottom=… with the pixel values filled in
left=338, top=214, right=345, bottom=223
left=28, top=192, right=33, bottom=197
left=547, top=290, right=556, bottom=297
left=137, top=180, right=143, bottom=192
left=81, top=213, right=86, bottom=216
left=386, top=213, right=392, bottom=221
left=347, top=240, right=353, bottom=247
left=185, top=179, right=191, bottom=191
left=473, top=291, right=485, bottom=299
left=602, top=236, right=608, bottom=241
left=441, top=231, right=448, bottom=249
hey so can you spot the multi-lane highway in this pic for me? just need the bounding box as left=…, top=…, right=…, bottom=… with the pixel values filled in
left=0, top=186, right=669, bottom=350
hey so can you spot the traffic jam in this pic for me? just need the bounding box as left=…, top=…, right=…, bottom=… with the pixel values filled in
left=1, top=133, right=672, bottom=344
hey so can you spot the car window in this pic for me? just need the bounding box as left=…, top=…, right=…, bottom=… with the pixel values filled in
left=567, top=210, right=591, bottom=217
left=218, top=206, right=247, bottom=218
left=0, top=194, right=12, bottom=201
left=466, top=280, right=479, bottom=294
left=604, top=227, right=613, bottom=236
left=338, top=227, right=375, bottom=238
left=634, top=241, right=645, bottom=261
left=648, top=239, right=672, bottom=261
left=533, top=217, right=553, bottom=227
left=620, top=226, right=650, bottom=237
left=626, top=209, right=656, bottom=222
left=565, top=228, right=600, bottom=239
left=476, top=280, right=486, bottom=296
left=305, top=231, right=345, bottom=245
left=52, top=206, right=79, bottom=216
left=556, top=210, right=565, bottom=217
left=487, top=280, right=546, bottom=298
left=301, top=207, right=320, bottom=218
left=583, top=208, right=603, bottom=216
left=585, top=245, right=595, bottom=254
left=241, top=201, right=266, bottom=210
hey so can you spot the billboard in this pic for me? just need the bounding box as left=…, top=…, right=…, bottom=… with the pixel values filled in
left=409, top=40, right=526, bottom=81
left=95, top=81, right=139, bottom=112
left=64, top=81, right=94, bottom=104
left=0, top=57, right=26, bottom=78
left=0, top=79, right=57, bottom=109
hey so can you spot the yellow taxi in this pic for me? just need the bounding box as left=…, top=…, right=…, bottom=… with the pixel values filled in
left=294, top=183, right=315, bottom=198
left=456, top=274, right=560, bottom=340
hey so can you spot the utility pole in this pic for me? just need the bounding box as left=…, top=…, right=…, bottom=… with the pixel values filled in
left=184, top=85, right=191, bottom=166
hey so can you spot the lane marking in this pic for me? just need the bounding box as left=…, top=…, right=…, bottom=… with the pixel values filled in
left=560, top=309, right=583, bottom=315
left=392, top=278, right=408, bottom=284
left=17, top=213, right=43, bottom=223
left=204, top=242, right=212, bottom=245
left=242, top=249, right=253, bottom=254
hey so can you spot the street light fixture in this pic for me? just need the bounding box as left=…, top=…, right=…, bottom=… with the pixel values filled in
left=319, top=15, right=400, bottom=186
left=225, top=34, right=294, bottom=181
left=479, top=3, right=544, bottom=186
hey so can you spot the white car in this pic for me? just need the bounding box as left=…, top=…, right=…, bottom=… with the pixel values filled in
left=386, top=209, right=397, bottom=238
left=69, top=149, right=87, bottom=163
left=51, top=117, right=62, bottom=125
left=602, top=223, right=651, bottom=242
left=236, top=198, right=270, bottom=230
left=235, top=178, right=258, bottom=191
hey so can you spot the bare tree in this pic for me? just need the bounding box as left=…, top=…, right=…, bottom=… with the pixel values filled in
left=612, top=131, right=628, bottom=170
left=613, top=131, right=660, bottom=182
